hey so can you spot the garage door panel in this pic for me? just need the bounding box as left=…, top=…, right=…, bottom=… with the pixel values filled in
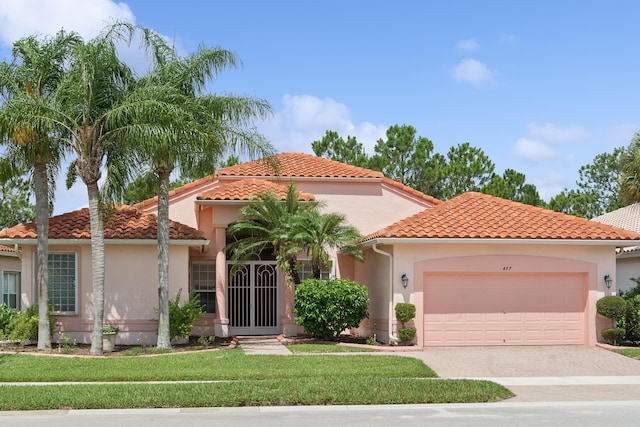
left=424, top=273, right=586, bottom=346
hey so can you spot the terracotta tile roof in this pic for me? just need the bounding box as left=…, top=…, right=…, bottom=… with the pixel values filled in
left=0, top=244, right=15, bottom=253
left=592, top=203, right=640, bottom=232
left=0, top=206, right=206, bottom=241
left=364, top=192, right=640, bottom=241
left=215, top=152, right=385, bottom=179
left=133, top=175, right=216, bottom=211
left=381, top=176, right=442, bottom=205
left=197, top=178, right=316, bottom=201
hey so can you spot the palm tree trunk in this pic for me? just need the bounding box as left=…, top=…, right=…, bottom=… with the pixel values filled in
left=87, top=181, right=105, bottom=356
left=34, top=161, right=51, bottom=350
left=156, top=169, right=171, bottom=349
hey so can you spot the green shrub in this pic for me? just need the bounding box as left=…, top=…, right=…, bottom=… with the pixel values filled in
left=395, top=303, right=416, bottom=324
left=168, top=290, right=204, bottom=341
left=620, top=278, right=640, bottom=299
left=7, top=305, right=40, bottom=342
left=294, top=278, right=369, bottom=339
left=601, top=327, right=626, bottom=345
left=596, top=295, right=627, bottom=322
left=620, top=295, right=640, bottom=342
left=0, top=304, right=20, bottom=337
left=398, top=327, right=416, bottom=342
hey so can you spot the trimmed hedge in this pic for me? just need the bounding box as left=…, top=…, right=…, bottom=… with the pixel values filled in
left=294, top=278, right=369, bottom=339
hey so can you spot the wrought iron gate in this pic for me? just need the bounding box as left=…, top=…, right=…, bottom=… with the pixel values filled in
left=227, top=262, right=279, bottom=335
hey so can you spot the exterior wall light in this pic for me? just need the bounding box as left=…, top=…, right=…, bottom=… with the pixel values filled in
left=604, top=274, right=612, bottom=289
left=401, top=273, right=409, bottom=288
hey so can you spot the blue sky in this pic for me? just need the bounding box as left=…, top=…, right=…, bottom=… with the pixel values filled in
left=1, top=1, right=639, bottom=214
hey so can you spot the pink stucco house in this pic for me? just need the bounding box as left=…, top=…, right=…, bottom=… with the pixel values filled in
left=1, top=152, right=639, bottom=347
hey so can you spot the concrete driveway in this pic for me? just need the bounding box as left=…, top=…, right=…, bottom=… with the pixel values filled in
left=407, top=345, right=640, bottom=402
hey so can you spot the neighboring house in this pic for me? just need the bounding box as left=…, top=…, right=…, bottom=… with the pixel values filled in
left=592, top=203, right=640, bottom=294
left=1, top=152, right=639, bottom=346
left=1, top=245, right=21, bottom=309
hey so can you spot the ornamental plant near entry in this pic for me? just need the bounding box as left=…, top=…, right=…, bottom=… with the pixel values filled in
left=294, top=278, right=369, bottom=339
left=597, top=295, right=627, bottom=345
left=395, top=302, right=417, bottom=344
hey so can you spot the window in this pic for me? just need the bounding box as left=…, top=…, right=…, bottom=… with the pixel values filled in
left=1, top=271, right=20, bottom=309
left=191, top=261, right=216, bottom=314
left=47, top=252, right=77, bottom=313
left=298, top=262, right=331, bottom=282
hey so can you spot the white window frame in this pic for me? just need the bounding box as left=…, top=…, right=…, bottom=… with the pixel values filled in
left=190, top=260, right=216, bottom=314
left=1, top=270, right=21, bottom=310
left=298, top=261, right=332, bottom=282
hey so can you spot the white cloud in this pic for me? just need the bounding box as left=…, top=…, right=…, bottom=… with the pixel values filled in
left=526, top=122, right=589, bottom=143
left=452, top=59, right=495, bottom=87
left=0, top=0, right=135, bottom=46
left=534, top=170, right=568, bottom=201
left=514, top=138, right=559, bottom=162
left=456, top=38, right=478, bottom=51
left=258, top=94, right=387, bottom=154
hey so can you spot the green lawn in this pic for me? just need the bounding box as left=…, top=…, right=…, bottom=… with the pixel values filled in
left=615, top=348, right=640, bottom=360
left=0, top=348, right=513, bottom=409
left=287, top=343, right=377, bottom=353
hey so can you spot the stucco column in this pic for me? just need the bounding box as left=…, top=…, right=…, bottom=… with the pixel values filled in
left=214, top=226, right=229, bottom=337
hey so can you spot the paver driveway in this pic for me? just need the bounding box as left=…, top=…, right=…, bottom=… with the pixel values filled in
left=408, top=345, right=640, bottom=402
left=411, top=345, right=640, bottom=377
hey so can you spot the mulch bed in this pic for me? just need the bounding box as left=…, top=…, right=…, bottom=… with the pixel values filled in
left=0, top=336, right=236, bottom=357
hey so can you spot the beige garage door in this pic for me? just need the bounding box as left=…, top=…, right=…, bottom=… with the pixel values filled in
left=423, top=273, right=586, bottom=346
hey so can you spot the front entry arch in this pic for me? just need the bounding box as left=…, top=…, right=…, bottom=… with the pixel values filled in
left=227, top=262, right=279, bottom=335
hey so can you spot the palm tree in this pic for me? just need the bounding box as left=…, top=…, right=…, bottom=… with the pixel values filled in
left=226, top=184, right=318, bottom=285
left=128, top=35, right=274, bottom=349
left=0, top=30, right=80, bottom=350
left=292, top=209, right=364, bottom=279
left=620, top=132, right=640, bottom=204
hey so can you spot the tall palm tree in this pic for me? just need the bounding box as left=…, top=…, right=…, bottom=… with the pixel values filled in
left=226, top=184, right=318, bottom=285
left=292, top=209, right=364, bottom=279
left=128, top=35, right=274, bottom=349
left=0, top=30, right=80, bottom=350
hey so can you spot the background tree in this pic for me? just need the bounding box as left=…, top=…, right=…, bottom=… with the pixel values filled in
left=550, top=147, right=623, bottom=218
left=312, top=130, right=369, bottom=167
left=0, top=160, right=35, bottom=228
left=482, top=168, right=545, bottom=206
left=0, top=30, right=79, bottom=350
left=620, top=133, right=640, bottom=204
left=439, top=142, right=495, bottom=200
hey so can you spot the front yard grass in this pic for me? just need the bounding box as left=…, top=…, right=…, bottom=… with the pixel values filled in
left=0, top=348, right=513, bottom=409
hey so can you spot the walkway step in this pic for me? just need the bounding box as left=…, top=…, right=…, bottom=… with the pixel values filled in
left=237, top=336, right=292, bottom=355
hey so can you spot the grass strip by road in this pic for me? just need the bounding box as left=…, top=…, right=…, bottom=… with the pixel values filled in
left=0, top=378, right=512, bottom=410
left=615, top=348, right=640, bottom=360
left=0, top=348, right=431, bottom=382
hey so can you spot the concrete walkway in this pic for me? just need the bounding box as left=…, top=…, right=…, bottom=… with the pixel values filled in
left=237, top=336, right=292, bottom=355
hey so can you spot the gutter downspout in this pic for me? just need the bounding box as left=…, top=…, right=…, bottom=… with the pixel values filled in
left=372, top=244, right=400, bottom=345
